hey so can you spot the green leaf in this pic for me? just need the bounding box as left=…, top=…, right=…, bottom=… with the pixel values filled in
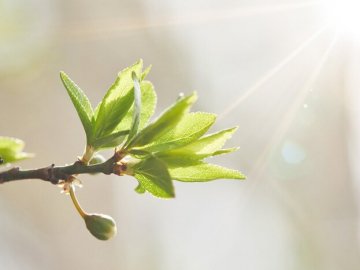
left=129, top=149, right=151, bottom=158
left=92, top=130, right=129, bottom=149
left=126, top=72, right=142, bottom=144
left=141, top=65, right=152, bottom=81
left=93, top=60, right=143, bottom=138
left=212, top=147, right=239, bottom=156
left=128, top=92, right=197, bottom=149
left=137, top=82, right=157, bottom=129
left=94, top=84, right=134, bottom=138
left=94, top=102, right=101, bottom=119
left=92, top=81, right=156, bottom=149
left=167, top=161, right=245, bottom=182
left=60, top=71, right=94, bottom=141
left=134, top=183, right=146, bottom=194
left=114, top=81, right=156, bottom=133
left=131, top=156, right=174, bottom=198
left=156, top=127, right=238, bottom=161
left=0, top=137, right=33, bottom=164
left=137, top=112, right=216, bottom=152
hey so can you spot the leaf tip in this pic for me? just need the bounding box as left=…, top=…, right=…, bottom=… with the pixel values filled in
left=134, top=183, right=146, bottom=194
left=190, top=91, right=198, bottom=99
left=235, top=172, right=246, bottom=180
left=181, top=91, right=198, bottom=107
left=59, top=71, right=66, bottom=80
left=231, top=126, right=239, bottom=132
left=131, top=71, right=138, bottom=81
left=141, top=65, right=152, bottom=80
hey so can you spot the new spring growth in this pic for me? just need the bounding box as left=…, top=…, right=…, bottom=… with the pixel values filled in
left=84, top=214, right=117, bottom=241
left=0, top=60, right=245, bottom=241
left=69, top=185, right=117, bottom=240
left=89, top=154, right=107, bottom=165
left=88, top=154, right=107, bottom=175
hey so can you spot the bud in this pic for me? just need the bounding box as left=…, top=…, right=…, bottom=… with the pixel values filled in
left=84, top=213, right=117, bottom=240
left=89, top=154, right=106, bottom=165
left=89, top=154, right=106, bottom=175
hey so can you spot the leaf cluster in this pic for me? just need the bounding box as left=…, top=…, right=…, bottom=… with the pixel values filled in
left=60, top=60, right=154, bottom=153
left=61, top=60, right=245, bottom=198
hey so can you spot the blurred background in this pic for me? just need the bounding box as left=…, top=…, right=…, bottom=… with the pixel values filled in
left=1, top=0, right=360, bottom=269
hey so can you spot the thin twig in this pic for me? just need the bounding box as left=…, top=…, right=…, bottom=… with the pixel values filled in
left=0, top=151, right=127, bottom=185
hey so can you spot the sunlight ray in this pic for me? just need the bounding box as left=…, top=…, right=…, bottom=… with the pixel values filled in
left=213, top=1, right=321, bottom=19
left=218, top=25, right=329, bottom=120
left=253, top=33, right=338, bottom=176
left=206, top=34, right=338, bottom=239
left=202, top=32, right=338, bottom=237
left=236, top=33, right=338, bottom=216
left=61, top=1, right=321, bottom=41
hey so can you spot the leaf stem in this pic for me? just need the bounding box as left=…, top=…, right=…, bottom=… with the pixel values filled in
left=81, top=145, right=95, bottom=164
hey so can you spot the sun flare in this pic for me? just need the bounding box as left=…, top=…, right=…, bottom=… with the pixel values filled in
left=323, top=0, right=360, bottom=38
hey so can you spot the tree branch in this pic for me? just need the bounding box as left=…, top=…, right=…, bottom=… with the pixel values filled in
left=0, top=152, right=127, bottom=185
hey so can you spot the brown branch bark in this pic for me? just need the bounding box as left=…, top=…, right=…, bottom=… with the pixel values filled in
left=0, top=152, right=127, bottom=185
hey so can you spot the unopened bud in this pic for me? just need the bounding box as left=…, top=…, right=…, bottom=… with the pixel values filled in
left=84, top=213, right=117, bottom=240
left=89, top=154, right=106, bottom=175
left=89, top=154, right=106, bottom=165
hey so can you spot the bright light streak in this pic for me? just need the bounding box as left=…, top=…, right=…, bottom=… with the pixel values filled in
left=219, top=26, right=328, bottom=120
left=234, top=33, right=338, bottom=216
left=62, top=1, right=320, bottom=42
left=322, top=0, right=360, bottom=39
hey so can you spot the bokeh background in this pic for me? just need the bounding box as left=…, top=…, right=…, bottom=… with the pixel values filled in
left=1, top=0, right=360, bottom=269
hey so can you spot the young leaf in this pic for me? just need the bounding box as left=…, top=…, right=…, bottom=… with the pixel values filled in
left=212, top=147, right=239, bottom=156
left=91, top=81, right=156, bottom=149
left=94, top=85, right=134, bottom=138
left=129, top=149, right=152, bottom=159
left=134, top=183, right=146, bottom=194
left=141, top=65, right=152, bottom=81
left=167, top=161, right=245, bottom=182
left=60, top=71, right=94, bottom=141
left=137, top=112, right=216, bottom=152
left=127, top=92, right=197, bottom=149
left=94, top=60, right=143, bottom=138
left=131, top=156, right=174, bottom=198
left=92, top=130, right=129, bottom=149
left=0, top=137, right=33, bottom=164
left=156, top=127, right=238, bottom=161
left=137, top=81, right=157, bottom=129
left=126, top=72, right=142, bottom=144
left=114, top=81, right=156, bottom=133
left=94, top=102, right=101, bottom=119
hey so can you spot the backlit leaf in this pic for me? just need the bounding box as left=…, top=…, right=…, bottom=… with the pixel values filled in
left=94, top=60, right=143, bottom=138
left=125, top=72, right=142, bottom=144
left=127, top=92, right=197, bottom=149
left=141, top=65, right=152, bottom=80
left=138, top=112, right=216, bottom=152
left=167, top=161, right=245, bottom=182
left=0, top=137, right=33, bottom=164
left=156, top=127, right=238, bottom=161
left=92, top=130, right=129, bottom=149
left=132, top=156, right=174, bottom=198
left=114, top=81, right=156, bottom=133
left=60, top=71, right=94, bottom=141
